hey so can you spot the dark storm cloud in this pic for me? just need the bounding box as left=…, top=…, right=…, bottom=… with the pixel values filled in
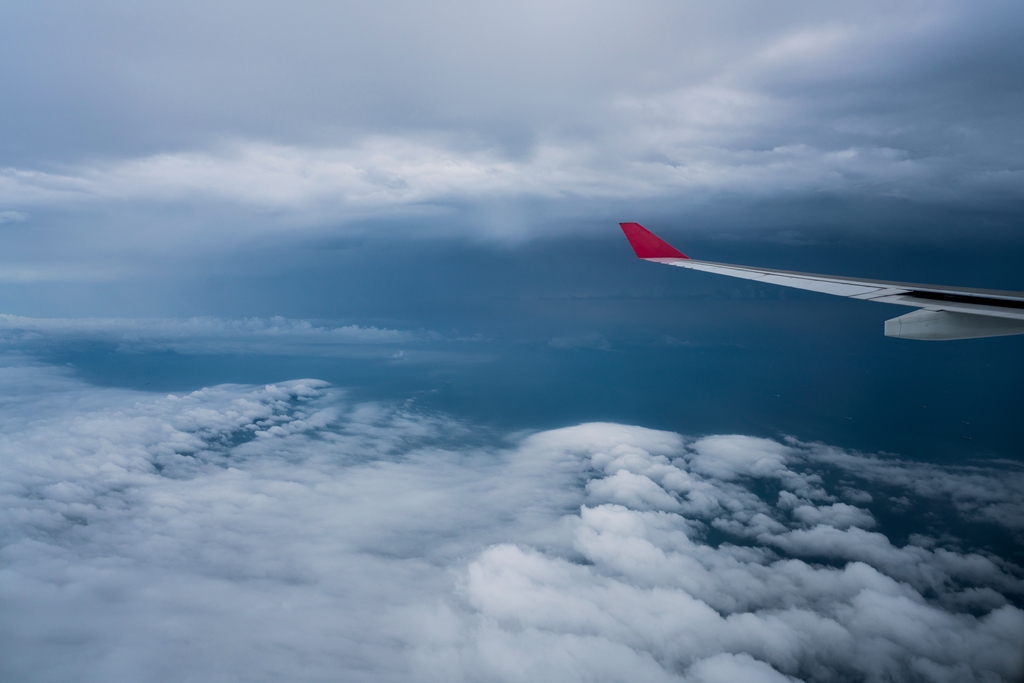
left=0, top=0, right=1022, bottom=261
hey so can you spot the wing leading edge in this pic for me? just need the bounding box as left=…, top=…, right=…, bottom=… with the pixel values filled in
left=620, top=222, right=1024, bottom=341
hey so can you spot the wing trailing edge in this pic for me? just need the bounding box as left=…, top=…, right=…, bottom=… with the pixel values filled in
left=619, top=222, right=1024, bottom=341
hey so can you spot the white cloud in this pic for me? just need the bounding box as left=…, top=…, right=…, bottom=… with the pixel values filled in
left=687, top=434, right=791, bottom=481
left=792, top=503, right=876, bottom=530
left=0, top=358, right=1021, bottom=682
left=796, top=440, right=1024, bottom=534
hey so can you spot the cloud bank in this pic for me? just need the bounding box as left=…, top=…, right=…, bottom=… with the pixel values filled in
left=1, top=0, right=1022, bottom=249
left=2, top=134, right=1011, bottom=219
left=1, top=357, right=1021, bottom=682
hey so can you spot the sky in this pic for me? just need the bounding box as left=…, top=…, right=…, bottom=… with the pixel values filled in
left=1, top=2, right=1023, bottom=682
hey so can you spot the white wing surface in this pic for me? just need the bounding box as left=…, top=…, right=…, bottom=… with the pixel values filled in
left=620, top=222, right=1024, bottom=340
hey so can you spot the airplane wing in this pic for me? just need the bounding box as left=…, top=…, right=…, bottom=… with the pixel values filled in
left=620, top=222, right=1024, bottom=340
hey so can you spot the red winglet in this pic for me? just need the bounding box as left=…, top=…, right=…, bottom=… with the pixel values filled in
left=619, top=222, right=689, bottom=259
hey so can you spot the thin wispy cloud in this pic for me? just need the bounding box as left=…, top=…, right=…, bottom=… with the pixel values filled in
left=0, top=315, right=438, bottom=355
left=0, top=211, right=28, bottom=224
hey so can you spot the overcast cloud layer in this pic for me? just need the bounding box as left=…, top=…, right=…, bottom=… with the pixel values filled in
left=1, top=0, right=1022, bottom=263
left=1, top=356, right=1022, bottom=683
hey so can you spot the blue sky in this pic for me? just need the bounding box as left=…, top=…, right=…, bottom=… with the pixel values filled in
left=1, top=2, right=1023, bottom=681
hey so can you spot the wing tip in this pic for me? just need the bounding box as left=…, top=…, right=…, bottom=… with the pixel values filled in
left=619, top=222, right=689, bottom=259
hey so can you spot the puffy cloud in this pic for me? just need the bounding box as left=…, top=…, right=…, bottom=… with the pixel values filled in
left=687, top=434, right=791, bottom=481
left=0, top=357, right=1022, bottom=682
left=791, top=503, right=876, bottom=530
left=800, top=441, right=1024, bottom=535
